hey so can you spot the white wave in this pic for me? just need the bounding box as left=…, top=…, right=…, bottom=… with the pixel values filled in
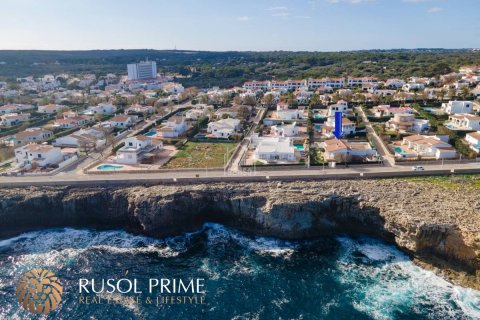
left=336, top=236, right=480, bottom=320
left=204, top=223, right=298, bottom=258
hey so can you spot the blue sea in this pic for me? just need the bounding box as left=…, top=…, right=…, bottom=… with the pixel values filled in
left=0, top=224, right=478, bottom=319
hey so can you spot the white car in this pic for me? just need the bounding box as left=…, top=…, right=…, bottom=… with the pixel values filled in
left=412, top=166, right=425, bottom=171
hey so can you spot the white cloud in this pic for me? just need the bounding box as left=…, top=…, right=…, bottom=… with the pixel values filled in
left=427, top=6, right=443, bottom=13
left=268, top=6, right=288, bottom=11
left=271, top=12, right=290, bottom=17
left=236, top=16, right=251, bottom=22
left=268, top=6, right=290, bottom=18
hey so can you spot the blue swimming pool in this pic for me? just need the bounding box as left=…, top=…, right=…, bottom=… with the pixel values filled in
left=294, top=144, right=305, bottom=151
left=393, top=147, right=405, bottom=154
left=145, top=131, right=157, bottom=137
left=97, top=164, right=124, bottom=171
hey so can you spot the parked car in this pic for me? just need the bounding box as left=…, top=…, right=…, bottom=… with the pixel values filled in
left=412, top=166, right=425, bottom=171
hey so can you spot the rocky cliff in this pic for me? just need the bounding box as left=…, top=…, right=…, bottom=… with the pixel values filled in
left=0, top=178, right=478, bottom=289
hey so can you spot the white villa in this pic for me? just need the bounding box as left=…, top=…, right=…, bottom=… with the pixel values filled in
left=14, top=144, right=63, bottom=167
left=54, top=114, right=91, bottom=129
left=254, top=137, right=296, bottom=162
left=106, top=115, right=138, bottom=128
left=271, top=122, right=299, bottom=137
left=395, top=135, right=457, bottom=159
left=371, top=106, right=414, bottom=118
left=54, top=127, right=106, bottom=148
left=441, top=101, right=474, bottom=115
left=38, top=104, right=67, bottom=114
left=323, top=139, right=377, bottom=162
left=13, top=128, right=53, bottom=146
left=322, top=116, right=356, bottom=137
left=327, top=100, right=349, bottom=117
left=0, top=104, right=34, bottom=115
left=446, top=114, right=480, bottom=131
left=125, top=104, right=154, bottom=114
left=185, top=104, right=213, bottom=120
left=0, top=113, right=30, bottom=126
left=347, top=77, right=379, bottom=87
left=115, top=136, right=163, bottom=165
left=276, top=102, right=305, bottom=120
left=207, top=118, right=241, bottom=138
left=466, top=131, right=480, bottom=153
left=85, top=103, right=116, bottom=115
left=386, top=114, right=430, bottom=133
left=157, top=116, right=188, bottom=138
left=402, top=82, right=426, bottom=91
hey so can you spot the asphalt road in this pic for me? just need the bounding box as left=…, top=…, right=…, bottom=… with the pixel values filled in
left=1, top=161, right=479, bottom=187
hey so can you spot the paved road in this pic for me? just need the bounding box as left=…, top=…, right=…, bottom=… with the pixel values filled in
left=356, top=106, right=395, bottom=167
left=227, top=107, right=267, bottom=173
left=1, top=161, right=479, bottom=187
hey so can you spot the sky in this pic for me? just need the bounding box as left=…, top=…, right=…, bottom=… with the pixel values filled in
left=0, top=0, right=478, bottom=51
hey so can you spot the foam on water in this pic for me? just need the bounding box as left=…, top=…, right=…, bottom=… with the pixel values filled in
left=205, top=223, right=298, bottom=258
left=336, top=236, right=480, bottom=320
left=0, top=225, right=478, bottom=319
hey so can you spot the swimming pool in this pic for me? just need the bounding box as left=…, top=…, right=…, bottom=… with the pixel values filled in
left=393, top=147, right=405, bottom=154
left=97, top=164, right=124, bottom=171
left=145, top=131, right=157, bottom=137
left=294, top=144, right=305, bottom=151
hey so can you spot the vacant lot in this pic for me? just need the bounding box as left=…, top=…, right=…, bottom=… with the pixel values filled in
left=163, top=142, right=237, bottom=169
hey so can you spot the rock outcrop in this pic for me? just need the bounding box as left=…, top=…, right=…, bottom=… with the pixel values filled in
left=0, top=179, right=478, bottom=289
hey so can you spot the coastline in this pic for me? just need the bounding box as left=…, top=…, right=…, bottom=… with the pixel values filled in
left=0, top=178, right=478, bottom=290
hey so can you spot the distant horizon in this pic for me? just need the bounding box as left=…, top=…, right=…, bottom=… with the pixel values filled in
left=1, top=0, right=479, bottom=51
left=0, top=47, right=477, bottom=53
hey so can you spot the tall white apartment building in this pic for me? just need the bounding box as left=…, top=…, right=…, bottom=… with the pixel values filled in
left=127, top=60, right=157, bottom=81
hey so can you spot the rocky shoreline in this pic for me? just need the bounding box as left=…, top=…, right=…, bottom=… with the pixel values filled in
left=0, top=178, right=478, bottom=289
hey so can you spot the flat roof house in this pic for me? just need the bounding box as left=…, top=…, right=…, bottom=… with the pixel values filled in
left=254, top=137, right=296, bottom=162
left=441, top=101, right=473, bottom=115
left=115, top=136, right=163, bottom=165
left=207, top=118, right=241, bottom=138
left=157, top=116, right=188, bottom=138
left=322, top=117, right=356, bottom=138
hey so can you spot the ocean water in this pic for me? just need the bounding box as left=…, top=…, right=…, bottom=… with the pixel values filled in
left=0, top=224, right=478, bottom=320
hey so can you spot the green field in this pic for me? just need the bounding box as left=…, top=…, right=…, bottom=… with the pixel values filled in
left=402, top=175, right=480, bottom=189
left=163, top=142, right=237, bottom=169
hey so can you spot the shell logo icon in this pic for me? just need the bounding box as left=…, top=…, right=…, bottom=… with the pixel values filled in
left=16, top=268, right=63, bottom=315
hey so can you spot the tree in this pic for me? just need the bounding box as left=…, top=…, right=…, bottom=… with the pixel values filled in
left=460, top=87, right=470, bottom=100
left=309, top=94, right=321, bottom=108
left=200, top=95, right=209, bottom=105
left=262, top=94, right=274, bottom=107
left=233, top=95, right=242, bottom=105
left=237, top=105, right=250, bottom=119
left=244, top=95, right=257, bottom=106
